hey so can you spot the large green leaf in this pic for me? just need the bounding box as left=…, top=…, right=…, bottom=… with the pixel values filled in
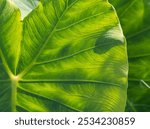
left=0, top=0, right=128, bottom=112
left=109, top=0, right=150, bottom=111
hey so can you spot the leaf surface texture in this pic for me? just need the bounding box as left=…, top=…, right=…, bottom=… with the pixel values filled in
left=0, top=0, right=128, bottom=112
left=110, top=0, right=150, bottom=111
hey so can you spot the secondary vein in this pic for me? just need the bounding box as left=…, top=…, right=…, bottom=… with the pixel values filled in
left=18, top=0, right=79, bottom=78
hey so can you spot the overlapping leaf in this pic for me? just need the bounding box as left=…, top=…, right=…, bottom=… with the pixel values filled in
left=0, top=0, right=128, bottom=112
left=13, top=0, right=39, bottom=19
left=110, top=0, right=150, bottom=111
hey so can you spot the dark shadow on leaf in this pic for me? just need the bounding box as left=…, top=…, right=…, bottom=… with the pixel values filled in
left=94, top=36, right=122, bottom=54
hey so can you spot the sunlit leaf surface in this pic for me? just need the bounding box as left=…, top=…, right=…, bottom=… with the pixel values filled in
left=0, top=0, right=128, bottom=112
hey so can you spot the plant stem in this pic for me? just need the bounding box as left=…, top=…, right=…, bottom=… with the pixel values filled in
left=11, top=79, right=18, bottom=112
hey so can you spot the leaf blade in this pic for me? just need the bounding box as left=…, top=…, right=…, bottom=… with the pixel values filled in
left=0, top=0, right=128, bottom=112
left=110, top=0, right=150, bottom=112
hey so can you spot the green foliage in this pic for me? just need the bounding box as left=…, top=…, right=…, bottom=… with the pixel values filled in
left=110, top=0, right=150, bottom=111
left=0, top=0, right=128, bottom=111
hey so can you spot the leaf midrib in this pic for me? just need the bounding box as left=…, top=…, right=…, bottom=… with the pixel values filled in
left=0, top=49, right=13, bottom=78
left=18, top=0, right=79, bottom=78
left=0, top=49, right=18, bottom=111
left=19, top=79, right=123, bottom=88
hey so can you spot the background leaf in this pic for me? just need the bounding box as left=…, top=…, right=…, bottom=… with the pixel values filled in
left=109, top=0, right=150, bottom=111
left=0, top=0, right=128, bottom=112
left=13, top=0, right=39, bottom=19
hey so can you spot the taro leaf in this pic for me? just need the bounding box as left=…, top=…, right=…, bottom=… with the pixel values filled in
left=109, top=0, right=150, bottom=111
left=0, top=0, right=128, bottom=112
left=13, top=0, right=39, bottom=19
